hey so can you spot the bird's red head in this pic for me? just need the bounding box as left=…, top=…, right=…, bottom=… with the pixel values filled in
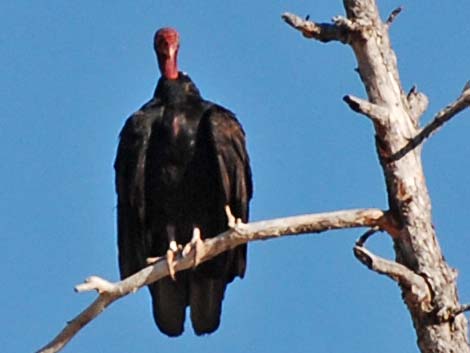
left=154, top=28, right=180, bottom=80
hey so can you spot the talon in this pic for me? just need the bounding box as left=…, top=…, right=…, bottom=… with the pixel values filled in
left=166, top=248, right=177, bottom=280
left=166, top=240, right=180, bottom=281
left=146, top=256, right=159, bottom=265
left=182, top=227, right=204, bottom=268
left=192, top=227, right=201, bottom=242
left=169, top=240, right=178, bottom=252
left=225, top=205, right=236, bottom=228
left=192, top=228, right=204, bottom=268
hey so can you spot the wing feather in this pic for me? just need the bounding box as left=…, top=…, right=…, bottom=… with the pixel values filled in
left=206, top=105, right=252, bottom=222
left=114, top=105, right=161, bottom=279
left=205, top=105, right=252, bottom=280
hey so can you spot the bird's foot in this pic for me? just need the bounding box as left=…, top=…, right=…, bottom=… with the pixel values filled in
left=225, top=205, right=243, bottom=229
left=146, top=256, right=160, bottom=265
left=183, top=227, right=205, bottom=269
left=166, top=240, right=182, bottom=281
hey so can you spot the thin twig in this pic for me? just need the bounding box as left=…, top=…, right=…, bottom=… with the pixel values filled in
left=436, top=303, right=470, bottom=323
left=386, top=6, right=403, bottom=26
left=355, top=227, right=380, bottom=247
left=453, top=304, right=470, bottom=317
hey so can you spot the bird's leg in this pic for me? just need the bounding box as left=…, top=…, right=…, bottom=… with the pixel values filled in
left=166, top=225, right=180, bottom=280
left=224, top=205, right=243, bottom=228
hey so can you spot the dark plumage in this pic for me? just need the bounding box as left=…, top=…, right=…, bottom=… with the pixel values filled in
left=114, top=28, right=252, bottom=336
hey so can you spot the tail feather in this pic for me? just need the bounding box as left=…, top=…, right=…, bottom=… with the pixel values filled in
left=149, top=273, right=188, bottom=337
left=148, top=247, right=245, bottom=336
left=189, top=272, right=227, bottom=335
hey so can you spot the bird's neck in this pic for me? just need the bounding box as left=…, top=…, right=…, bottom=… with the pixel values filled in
left=159, top=56, right=179, bottom=80
left=154, top=74, right=201, bottom=102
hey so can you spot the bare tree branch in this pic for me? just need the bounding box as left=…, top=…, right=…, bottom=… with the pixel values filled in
left=389, top=83, right=470, bottom=161
left=354, top=227, right=431, bottom=309
left=353, top=245, right=431, bottom=309
left=36, top=208, right=386, bottom=353
left=343, top=94, right=389, bottom=126
left=281, top=12, right=351, bottom=43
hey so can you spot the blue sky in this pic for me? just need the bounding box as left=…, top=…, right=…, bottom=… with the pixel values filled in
left=2, top=1, right=470, bottom=352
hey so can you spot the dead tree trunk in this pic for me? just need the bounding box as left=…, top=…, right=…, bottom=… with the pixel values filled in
left=283, top=1, right=470, bottom=352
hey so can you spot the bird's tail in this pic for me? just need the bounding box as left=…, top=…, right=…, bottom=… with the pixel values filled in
left=189, top=271, right=227, bottom=335
left=149, top=273, right=188, bottom=337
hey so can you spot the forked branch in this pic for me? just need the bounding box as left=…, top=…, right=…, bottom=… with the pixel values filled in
left=390, top=82, right=470, bottom=161
left=353, top=229, right=431, bottom=310
left=36, top=208, right=387, bottom=353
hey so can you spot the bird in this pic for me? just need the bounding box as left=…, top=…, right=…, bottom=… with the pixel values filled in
left=114, top=27, right=252, bottom=337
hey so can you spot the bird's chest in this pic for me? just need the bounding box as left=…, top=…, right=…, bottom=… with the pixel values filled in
left=160, top=111, right=198, bottom=160
left=147, top=109, right=200, bottom=188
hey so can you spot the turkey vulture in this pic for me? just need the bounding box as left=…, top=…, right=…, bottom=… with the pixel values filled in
left=114, top=28, right=252, bottom=336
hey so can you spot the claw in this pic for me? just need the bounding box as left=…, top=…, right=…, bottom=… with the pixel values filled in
left=225, top=205, right=236, bottom=228
left=146, top=256, right=159, bottom=265
left=166, top=240, right=179, bottom=280
left=182, top=227, right=204, bottom=268
left=192, top=227, right=204, bottom=268
left=166, top=249, right=176, bottom=280
left=169, top=240, right=178, bottom=252
left=225, top=204, right=245, bottom=229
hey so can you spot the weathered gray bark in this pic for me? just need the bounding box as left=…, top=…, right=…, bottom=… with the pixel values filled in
left=284, top=1, right=470, bottom=352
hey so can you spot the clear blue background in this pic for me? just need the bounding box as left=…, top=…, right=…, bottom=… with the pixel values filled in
left=2, top=1, right=469, bottom=352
